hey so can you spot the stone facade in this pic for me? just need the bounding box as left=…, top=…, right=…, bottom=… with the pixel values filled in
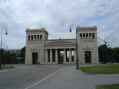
left=25, top=26, right=99, bottom=64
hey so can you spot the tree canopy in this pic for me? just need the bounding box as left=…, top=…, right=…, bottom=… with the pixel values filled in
left=98, top=44, right=119, bottom=63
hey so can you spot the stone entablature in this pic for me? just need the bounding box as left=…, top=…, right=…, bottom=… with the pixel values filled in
left=46, top=39, right=76, bottom=49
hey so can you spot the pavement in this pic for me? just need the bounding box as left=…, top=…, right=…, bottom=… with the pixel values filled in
left=0, top=65, right=61, bottom=89
left=26, top=65, right=119, bottom=89
left=0, top=65, right=119, bottom=89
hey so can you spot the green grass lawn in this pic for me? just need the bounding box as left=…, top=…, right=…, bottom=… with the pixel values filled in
left=96, top=84, right=119, bottom=89
left=80, top=64, right=119, bottom=74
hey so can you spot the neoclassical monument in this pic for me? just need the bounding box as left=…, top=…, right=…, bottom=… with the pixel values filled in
left=25, top=26, right=99, bottom=64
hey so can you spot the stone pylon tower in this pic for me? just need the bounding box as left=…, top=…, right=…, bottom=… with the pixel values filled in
left=25, top=28, right=48, bottom=64
left=77, top=26, right=99, bottom=64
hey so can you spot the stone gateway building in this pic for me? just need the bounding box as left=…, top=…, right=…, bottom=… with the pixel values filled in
left=25, top=26, right=99, bottom=64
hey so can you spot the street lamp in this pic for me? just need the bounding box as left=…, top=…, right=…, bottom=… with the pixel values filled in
left=68, top=24, right=79, bottom=70
left=0, top=24, right=8, bottom=69
left=76, top=26, right=79, bottom=70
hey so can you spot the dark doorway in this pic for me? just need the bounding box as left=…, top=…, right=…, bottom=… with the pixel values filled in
left=85, top=51, right=91, bottom=63
left=52, top=49, right=56, bottom=62
left=48, top=49, right=50, bottom=63
left=32, top=52, right=38, bottom=64
left=58, top=50, right=64, bottom=64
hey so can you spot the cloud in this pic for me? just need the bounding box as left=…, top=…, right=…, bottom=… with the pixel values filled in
left=0, top=0, right=119, bottom=49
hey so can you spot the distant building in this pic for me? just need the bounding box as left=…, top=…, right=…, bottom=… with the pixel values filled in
left=25, top=26, right=99, bottom=64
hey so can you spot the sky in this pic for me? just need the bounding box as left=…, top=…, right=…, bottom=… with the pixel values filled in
left=0, top=0, right=119, bottom=49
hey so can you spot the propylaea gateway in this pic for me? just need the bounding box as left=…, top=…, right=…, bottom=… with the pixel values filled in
left=25, top=26, right=99, bottom=64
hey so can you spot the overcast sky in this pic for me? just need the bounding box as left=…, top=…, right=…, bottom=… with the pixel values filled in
left=0, top=0, right=119, bottom=49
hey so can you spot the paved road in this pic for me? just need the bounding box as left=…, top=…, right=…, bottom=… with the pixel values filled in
left=1, top=65, right=119, bottom=89
left=0, top=65, right=61, bottom=89
left=28, top=65, right=119, bottom=89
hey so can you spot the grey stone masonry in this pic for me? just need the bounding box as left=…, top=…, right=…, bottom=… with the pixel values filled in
left=25, top=26, right=99, bottom=64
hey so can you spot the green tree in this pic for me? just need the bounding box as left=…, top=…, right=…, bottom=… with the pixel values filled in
left=112, top=47, right=119, bottom=62
left=0, top=50, right=17, bottom=64
left=98, top=44, right=112, bottom=63
left=107, top=47, right=114, bottom=63
left=20, top=47, right=26, bottom=63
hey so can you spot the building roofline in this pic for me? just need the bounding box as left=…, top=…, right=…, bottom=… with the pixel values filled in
left=26, top=28, right=48, bottom=35
left=48, top=39, right=76, bottom=41
left=77, top=26, right=97, bottom=31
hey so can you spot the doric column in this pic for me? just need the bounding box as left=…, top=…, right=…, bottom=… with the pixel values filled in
left=64, top=49, right=66, bottom=64
left=74, top=49, right=76, bottom=64
left=69, top=48, right=72, bottom=64
left=55, top=49, right=58, bottom=64
left=50, top=49, right=53, bottom=64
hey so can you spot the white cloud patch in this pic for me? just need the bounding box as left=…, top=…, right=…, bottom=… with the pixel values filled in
left=0, top=0, right=119, bottom=49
